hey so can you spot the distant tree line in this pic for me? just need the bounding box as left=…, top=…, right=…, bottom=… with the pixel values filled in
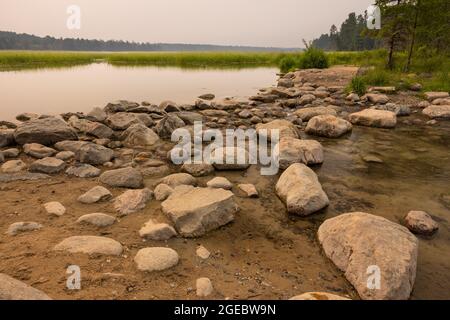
left=0, top=31, right=299, bottom=52
left=312, top=0, right=449, bottom=71
left=312, top=12, right=380, bottom=51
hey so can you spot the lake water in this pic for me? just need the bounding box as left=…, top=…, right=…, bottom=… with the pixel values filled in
left=0, top=63, right=278, bottom=121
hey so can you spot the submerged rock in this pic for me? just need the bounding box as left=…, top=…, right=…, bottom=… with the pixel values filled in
left=348, top=109, right=397, bottom=128
left=276, top=137, right=324, bottom=169
left=306, top=115, right=352, bottom=138
left=276, top=163, right=329, bottom=216
left=162, top=186, right=238, bottom=237
left=318, top=212, right=418, bottom=300
left=405, top=211, right=439, bottom=236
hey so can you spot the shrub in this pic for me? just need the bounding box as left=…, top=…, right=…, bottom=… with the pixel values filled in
left=348, top=76, right=367, bottom=96
left=279, top=56, right=298, bottom=73
left=299, top=47, right=329, bottom=69
left=362, top=69, right=391, bottom=86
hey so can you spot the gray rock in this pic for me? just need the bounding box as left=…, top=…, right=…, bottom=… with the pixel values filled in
left=162, top=186, right=238, bottom=237
left=54, top=236, right=123, bottom=256
left=104, top=100, right=139, bottom=113
left=66, top=164, right=101, bottom=178
left=0, top=172, right=50, bottom=183
left=318, top=212, right=418, bottom=300
left=114, top=188, right=153, bottom=216
left=0, top=274, right=51, bottom=300
left=77, top=213, right=116, bottom=227
left=181, top=163, right=214, bottom=177
left=134, top=247, right=179, bottom=272
left=155, top=114, right=185, bottom=139
left=77, top=143, right=114, bottom=165
left=0, top=129, right=15, bottom=148
left=14, top=117, right=77, bottom=146
left=30, top=157, right=66, bottom=174
left=100, top=167, right=144, bottom=188
left=139, top=219, right=177, bottom=240
left=276, top=163, right=329, bottom=216
left=15, top=113, right=39, bottom=122
left=7, top=222, right=42, bottom=236
left=78, top=186, right=112, bottom=204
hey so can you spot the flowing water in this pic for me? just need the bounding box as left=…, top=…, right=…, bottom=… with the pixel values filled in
left=0, top=63, right=278, bottom=121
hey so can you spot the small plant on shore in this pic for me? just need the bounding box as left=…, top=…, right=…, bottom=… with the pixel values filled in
left=279, top=56, right=298, bottom=73
left=348, top=76, right=367, bottom=96
left=299, top=47, right=329, bottom=69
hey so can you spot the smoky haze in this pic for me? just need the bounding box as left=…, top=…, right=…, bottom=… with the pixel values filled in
left=0, top=0, right=375, bottom=48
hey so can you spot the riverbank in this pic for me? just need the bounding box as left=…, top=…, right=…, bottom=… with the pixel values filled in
left=0, top=66, right=449, bottom=300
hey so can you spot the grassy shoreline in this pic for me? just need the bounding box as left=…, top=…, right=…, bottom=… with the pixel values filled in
left=0, top=50, right=448, bottom=91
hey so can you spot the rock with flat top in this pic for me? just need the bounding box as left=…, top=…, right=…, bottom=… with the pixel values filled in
left=1, top=160, right=27, bottom=173
left=349, top=109, right=397, bottom=128
left=14, top=117, right=77, bottom=146
left=54, top=236, right=123, bottom=256
left=0, top=274, right=51, bottom=300
left=424, top=92, right=449, bottom=101
left=318, top=212, right=418, bottom=300
left=30, top=157, right=66, bottom=174
left=423, top=105, right=450, bottom=119
left=160, top=173, right=197, bottom=188
left=207, top=177, right=232, bottom=190
left=162, top=186, right=238, bottom=237
left=294, top=106, right=337, bottom=121
left=256, top=119, right=299, bottom=140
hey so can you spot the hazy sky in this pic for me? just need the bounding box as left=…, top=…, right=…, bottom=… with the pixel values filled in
left=0, top=0, right=374, bottom=47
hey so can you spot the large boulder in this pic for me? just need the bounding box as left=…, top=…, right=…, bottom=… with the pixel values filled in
left=100, top=167, right=144, bottom=189
left=0, top=274, right=51, bottom=300
left=318, top=212, right=418, bottom=300
left=14, top=118, right=77, bottom=146
left=162, top=186, right=238, bottom=237
left=348, top=109, right=397, bottom=128
left=155, top=114, right=185, bottom=139
left=275, top=163, right=329, bottom=216
left=120, top=123, right=160, bottom=147
left=294, top=106, right=337, bottom=122
left=306, top=115, right=352, bottom=138
left=256, top=120, right=299, bottom=141
left=422, top=105, right=450, bottom=119
left=276, top=137, right=324, bottom=169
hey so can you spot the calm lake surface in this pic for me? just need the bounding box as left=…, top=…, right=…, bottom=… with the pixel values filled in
left=0, top=63, right=278, bottom=121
